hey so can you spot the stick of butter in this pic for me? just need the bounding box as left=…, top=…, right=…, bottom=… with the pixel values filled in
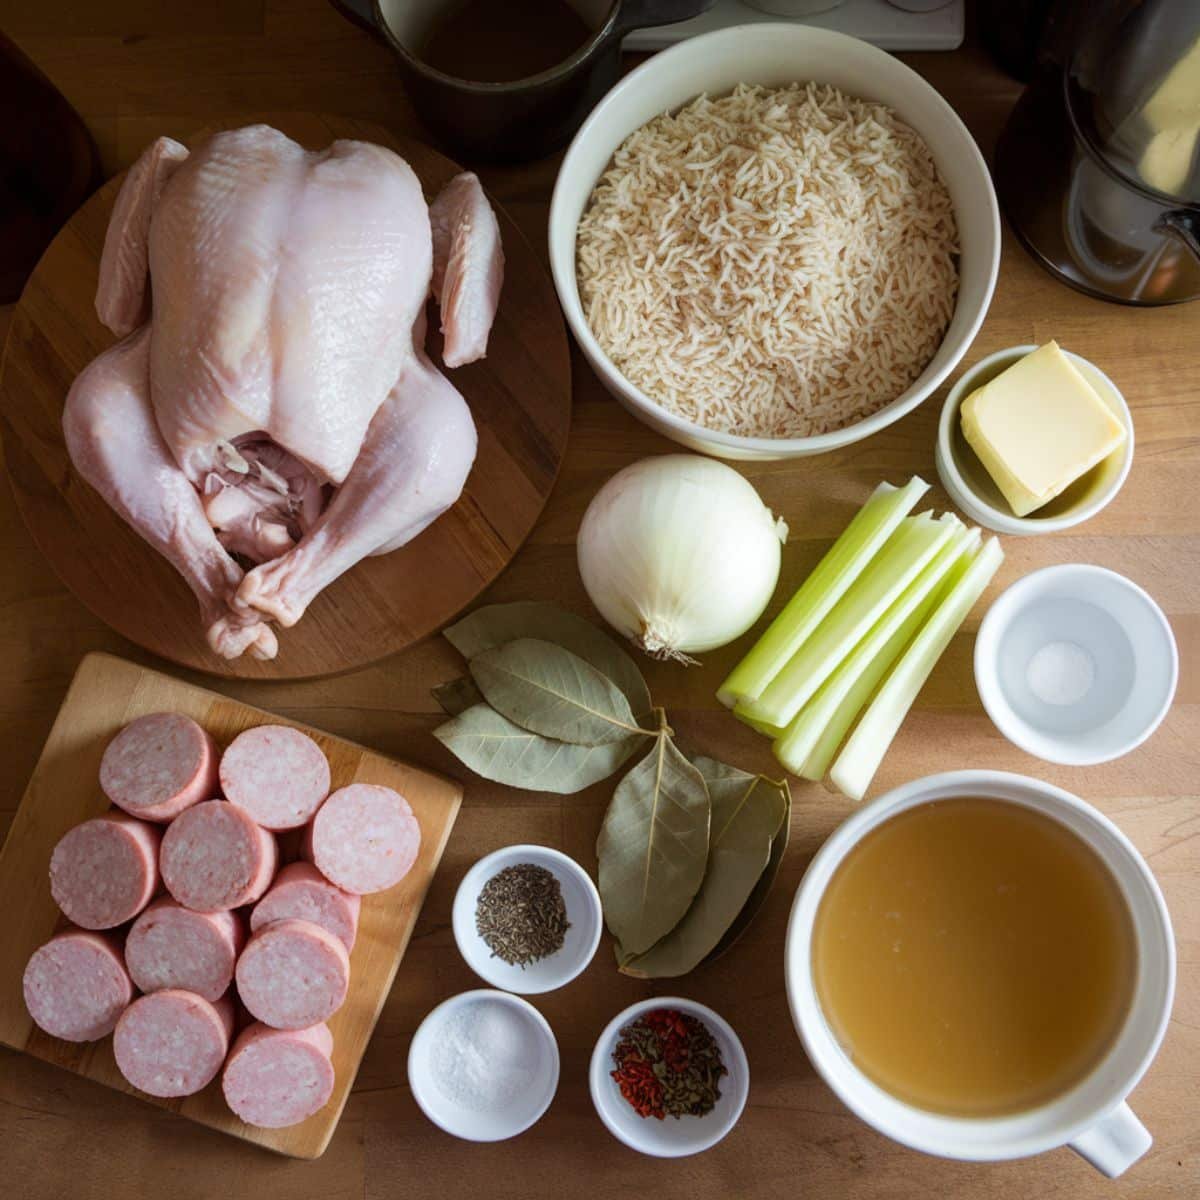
left=961, top=342, right=1127, bottom=518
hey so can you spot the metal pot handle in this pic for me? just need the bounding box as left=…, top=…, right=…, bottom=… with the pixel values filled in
left=1155, top=208, right=1200, bottom=264
left=613, top=0, right=716, bottom=37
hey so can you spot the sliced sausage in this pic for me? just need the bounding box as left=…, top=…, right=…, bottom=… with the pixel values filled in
left=125, top=897, right=244, bottom=1001
left=306, top=783, right=420, bottom=895
left=49, top=812, right=161, bottom=930
left=222, top=1021, right=335, bottom=1129
left=23, top=929, right=133, bottom=1042
left=219, top=725, right=331, bottom=832
left=160, top=800, right=278, bottom=911
left=250, top=862, right=360, bottom=953
left=100, top=712, right=217, bottom=822
left=235, top=918, right=350, bottom=1030
left=113, top=988, right=234, bottom=1098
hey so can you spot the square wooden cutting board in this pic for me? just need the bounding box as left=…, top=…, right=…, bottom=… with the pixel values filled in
left=0, top=651, right=462, bottom=1158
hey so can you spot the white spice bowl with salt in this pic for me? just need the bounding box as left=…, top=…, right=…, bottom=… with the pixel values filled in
left=408, top=989, right=560, bottom=1141
left=974, top=564, right=1178, bottom=766
left=452, top=844, right=602, bottom=995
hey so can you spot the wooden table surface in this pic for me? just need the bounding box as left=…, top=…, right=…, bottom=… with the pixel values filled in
left=1, top=3, right=1196, bottom=1197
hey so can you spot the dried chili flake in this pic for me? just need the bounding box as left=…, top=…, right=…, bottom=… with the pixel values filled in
left=610, top=1006, right=727, bottom=1120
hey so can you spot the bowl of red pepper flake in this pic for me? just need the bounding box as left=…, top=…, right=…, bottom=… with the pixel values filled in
left=589, top=997, right=749, bottom=1156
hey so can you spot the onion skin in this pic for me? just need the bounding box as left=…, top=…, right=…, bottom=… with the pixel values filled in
left=577, top=455, right=787, bottom=661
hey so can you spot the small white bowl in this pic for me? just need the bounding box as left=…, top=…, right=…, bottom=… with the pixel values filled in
left=452, top=844, right=602, bottom=995
left=408, top=989, right=559, bottom=1141
left=589, top=997, right=749, bottom=1157
left=974, top=565, right=1178, bottom=766
left=937, top=345, right=1134, bottom=535
left=549, top=23, right=1000, bottom=461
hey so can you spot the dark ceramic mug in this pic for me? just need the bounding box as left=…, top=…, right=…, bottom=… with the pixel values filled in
left=330, top=0, right=714, bottom=162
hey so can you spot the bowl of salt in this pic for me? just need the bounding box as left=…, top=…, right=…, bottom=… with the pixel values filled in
left=408, top=989, right=560, bottom=1141
left=974, top=564, right=1177, bottom=766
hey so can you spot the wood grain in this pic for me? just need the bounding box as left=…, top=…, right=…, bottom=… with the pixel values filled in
left=0, top=114, right=571, bottom=681
left=0, top=2, right=1196, bottom=1198
left=0, top=651, right=462, bottom=1159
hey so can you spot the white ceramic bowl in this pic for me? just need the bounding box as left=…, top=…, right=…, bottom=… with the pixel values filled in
left=937, top=345, right=1135, bottom=535
left=785, top=770, right=1175, bottom=1176
left=549, top=23, right=1000, bottom=461
left=974, top=565, right=1178, bottom=766
left=408, top=988, right=560, bottom=1141
left=452, top=844, right=602, bottom=994
left=588, top=996, right=749, bottom=1157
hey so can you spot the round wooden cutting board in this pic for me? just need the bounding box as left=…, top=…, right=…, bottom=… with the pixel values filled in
left=0, top=115, right=571, bottom=680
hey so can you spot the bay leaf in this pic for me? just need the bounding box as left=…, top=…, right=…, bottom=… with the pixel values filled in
left=597, top=733, right=710, bottom=955
left=619, top=758, right=788, bottom=978
left=434, top=704, right=643, bottom=794
left=431, top=675, right=484, bottom=717
left=704, top=778, right=792, bottom=965
left=470, top=638, right=645, bottom=745
left=443, top=601, right=652, bottom=720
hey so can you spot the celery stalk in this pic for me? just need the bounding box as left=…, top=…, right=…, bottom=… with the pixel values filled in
left=773, top=527, right=979, bottom=777
left=717, top=477, right=929, bottom=709
left=829, top=536, right=1005, bottom=802
left=734, top=707, right=786, bottom=739
left=738, top=513, right=962, bottom=729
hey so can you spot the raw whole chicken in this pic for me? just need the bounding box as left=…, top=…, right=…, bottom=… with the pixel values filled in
left=63, top=125, right=504, bottom=660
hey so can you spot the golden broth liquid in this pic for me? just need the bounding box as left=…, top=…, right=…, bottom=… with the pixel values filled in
left=812, top=798, right=1136, bottom=1117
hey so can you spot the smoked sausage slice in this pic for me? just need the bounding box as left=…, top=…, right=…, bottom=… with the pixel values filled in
left=236, top=918, right=350, bottom=1030
left=219, top=726, right=330, bottom=832
left=113, top=989, right=234, bottom=1098
left=23, top=929, right=133, bottom=1041
left=100, top=712, right=217, bottom=822
left=160, top=800, right=278, bottom=911
left=125, top=897, right=244, bottom=1001
left=305, top=784, right=420, bottom=895
left=222, top=1021, right=335, bottom=1128
left=250, top=862, right=360, bottom=953
left=49, top=812, right=160, bottom=929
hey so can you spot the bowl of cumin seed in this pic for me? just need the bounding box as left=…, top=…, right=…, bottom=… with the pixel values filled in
left=452, top=844, right=603, bottom=995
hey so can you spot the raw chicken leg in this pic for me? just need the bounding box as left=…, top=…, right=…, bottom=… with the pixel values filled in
left=63, top=125, right=504, bottom=660
left=63, top=327, right=278, bottom=660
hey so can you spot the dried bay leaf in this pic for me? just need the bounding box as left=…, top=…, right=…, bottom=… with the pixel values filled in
left=470, top=638, right=646, bottom=745
left=705, top=779, right=792, bottom=965
left=431, top=675, right=484, bottom=717
left=620, top=758, right=788, bottom=978
left=444, top=601, right=653, bottom=720
left=597, top=733, right=710, bottom=956
left=434, top=704, right=643, bottom=794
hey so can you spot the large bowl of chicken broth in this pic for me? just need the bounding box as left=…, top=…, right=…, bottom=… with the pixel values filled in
left=549, top=23, right=1000, bottom=460
left=784, top=770, right=1174, bottom=1177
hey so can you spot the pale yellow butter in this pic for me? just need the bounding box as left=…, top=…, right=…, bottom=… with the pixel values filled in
left=961, top=342, right=1127, bottom=517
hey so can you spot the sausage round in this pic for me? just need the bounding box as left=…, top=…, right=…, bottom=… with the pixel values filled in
left=23, top=929, right=133, bottom=1042
left=235, top=918, right=350, bottom=1030
left=306, top=784, right=420, bottom=895
left=125, top=897, right=244, bottom=1001
left=250, top=862, right=360, bottom=953
left=113, top=989, right=234, bottom=1098
left=160, top=800, right=278, bottom=911
left=219, top=725, right=330, bottom=832
left=222, top=1021, right=335, bottom=1129
left=49, top=812, right=161, bottom=930
left=100, top=712, right=217, bottom=822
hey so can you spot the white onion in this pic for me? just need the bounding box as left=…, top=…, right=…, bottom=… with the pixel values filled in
left=577, top=455, right=788, bottom=661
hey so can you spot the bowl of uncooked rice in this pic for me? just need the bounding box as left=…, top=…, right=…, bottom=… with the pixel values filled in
left=549, top=25, right=1001, bottom=460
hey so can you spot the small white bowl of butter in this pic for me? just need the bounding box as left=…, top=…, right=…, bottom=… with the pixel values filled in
left=936, top=343, right=1133, bottom=535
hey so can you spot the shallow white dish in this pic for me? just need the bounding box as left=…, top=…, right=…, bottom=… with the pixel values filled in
left=408, top=989, right=559, bottom=1141
left=549, top=22, right=1000, bottom=461
left=588, top=996, right=749, bottom=1156
left=452, top=844, right=602, bottom=994
left=937, top=345, right=1134, bottom=535
left=974, top=565, right=1177, bottom=766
